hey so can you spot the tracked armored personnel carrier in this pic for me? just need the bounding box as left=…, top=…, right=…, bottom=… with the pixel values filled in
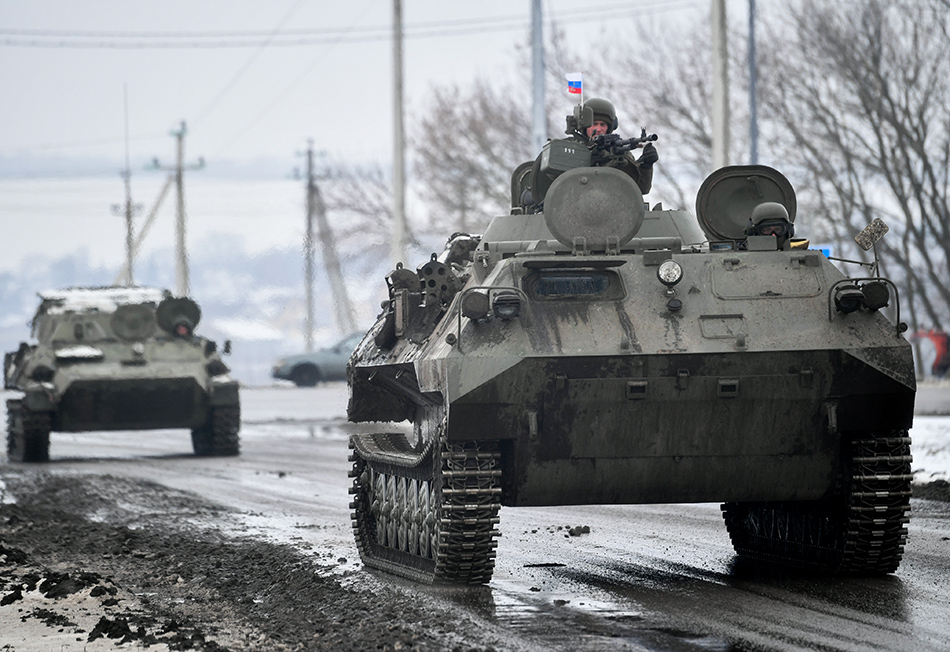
left=347, top=112, right=915, bottom=584
left=4, top=286, right=240, bottom=461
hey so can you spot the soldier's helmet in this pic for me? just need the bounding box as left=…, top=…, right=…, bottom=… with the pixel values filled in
left=583, top=98, right=619, bottom=133
left=745, top=202, right=795, bottom=247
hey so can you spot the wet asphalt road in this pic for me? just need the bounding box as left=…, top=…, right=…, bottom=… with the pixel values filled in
left=3, top=384, right=950, bottom=651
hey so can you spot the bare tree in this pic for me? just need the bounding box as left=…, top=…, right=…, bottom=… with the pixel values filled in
left=410, top=78, right=535, bottom=234
left=409, top=25, right=598, bottom=235
left=315, top=160, right=403, bottom=277
left=597, top=18, right=744, bottom=211
left=320, top=161, right=393, bottom=242
left=403, top=1, right=950, bottom=340
left=757, top=0, right=950, bottom=331
left=407, top=25, right=713, bottom=230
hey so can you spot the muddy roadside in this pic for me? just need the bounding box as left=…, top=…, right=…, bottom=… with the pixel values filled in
left=0, top=472, right=516, bottom=652
left=3, top=470, right=948, bottom=652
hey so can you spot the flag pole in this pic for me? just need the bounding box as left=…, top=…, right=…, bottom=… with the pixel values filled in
left=566, top=72, right=584, bottom=107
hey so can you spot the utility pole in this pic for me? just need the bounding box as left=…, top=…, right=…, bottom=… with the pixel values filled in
left=530, top=0, right=546, bottom=155
left=111, top=84, right=141, bottom=286
left=113, top=176, right=174, bottom=287
left=302, top=143, right=358, bottom=341
left=392, top=0, right=407, bottom=267
left=152, top=121, right=204, bottom=297
left=748, top=0, right=759, bottom=165
left=303, top=145, right=316, bottom=352
left=711, top=0, right=730, bottom=170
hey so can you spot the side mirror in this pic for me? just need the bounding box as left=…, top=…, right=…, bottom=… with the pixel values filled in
left=854, top=218, right=889, bottom=278
left=854, top=218, right=889, bottom=251
left=223, top=340, right=232, bottom=355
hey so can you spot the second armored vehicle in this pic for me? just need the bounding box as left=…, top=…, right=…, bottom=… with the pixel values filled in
left=346, top=107, right=915, bottom=584
left=4, top=286, right=240, bottom=461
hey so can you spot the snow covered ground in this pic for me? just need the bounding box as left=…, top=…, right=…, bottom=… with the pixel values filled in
left=910, top=416, right=950, bottom=483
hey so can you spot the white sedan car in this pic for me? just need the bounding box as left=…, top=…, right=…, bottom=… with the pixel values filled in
left=271, top=332, right=364, bottom=387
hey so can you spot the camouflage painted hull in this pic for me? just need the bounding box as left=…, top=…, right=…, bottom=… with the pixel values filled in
left=347, top=165, right=916, bottom=582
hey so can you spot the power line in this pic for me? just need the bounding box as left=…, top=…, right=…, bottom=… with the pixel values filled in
left=191, top=0, right=307, bottom=128
left=1, top=1, right=701, bottom=49
left=3, top=0, right=702, bottom=159
left=208, top=0, right=378, bottom=158
left=206, top=0, right=698, bottom=156
left=12, top=132, right=168, bottom=153
left=0, top=3, right=686, bottom=37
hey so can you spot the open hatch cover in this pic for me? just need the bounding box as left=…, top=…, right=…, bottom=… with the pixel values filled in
left=695, top=165, right=797, bottom=242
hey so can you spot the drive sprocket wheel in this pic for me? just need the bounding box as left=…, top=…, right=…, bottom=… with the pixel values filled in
left=722, top=430, right=911, bottom=574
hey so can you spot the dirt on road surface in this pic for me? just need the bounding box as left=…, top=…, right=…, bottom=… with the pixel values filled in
left=2, top=381, right=949, bottom=651
left=4, top=470, right=950, bottom=652
left=0, top=471, right=510, bottom=652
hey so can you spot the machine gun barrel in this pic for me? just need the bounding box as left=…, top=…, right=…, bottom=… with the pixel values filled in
left=591, top=128, right=658, bottom=158
left=617, top=130, right=658, bottom=150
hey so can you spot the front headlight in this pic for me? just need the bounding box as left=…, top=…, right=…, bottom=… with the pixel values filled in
left=461, top=290, right=491, bottom=321
left=861, top=281, right=890, bottom=311
left=834, top=285, right=864, bottom=313
left=657, top=259, right=683, bottom=288
left=492, top=291, right=521, bottom=320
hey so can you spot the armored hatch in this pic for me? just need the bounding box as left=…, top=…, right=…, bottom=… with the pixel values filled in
left=696, top=164, right=797, bottom=242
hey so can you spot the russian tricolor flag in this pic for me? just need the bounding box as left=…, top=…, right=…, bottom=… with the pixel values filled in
left=566, top=72, right=583, bottom=95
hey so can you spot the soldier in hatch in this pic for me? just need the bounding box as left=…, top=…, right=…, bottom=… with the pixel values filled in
left=570, top=97, right=657, bottom=196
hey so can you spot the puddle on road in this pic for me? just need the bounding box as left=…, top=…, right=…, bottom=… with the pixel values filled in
left=245, top=421, right=352, bottom=441
left=490, top=575, right=643, bottom=623
left=244, top=419, right=412, bottom=442
left=475, top=576, right=737, bottom=651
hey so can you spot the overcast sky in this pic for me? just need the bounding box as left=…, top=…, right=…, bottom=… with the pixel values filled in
left=0, top=0, right=742, bottom=277
left=1, top=0, right=714, bottom=174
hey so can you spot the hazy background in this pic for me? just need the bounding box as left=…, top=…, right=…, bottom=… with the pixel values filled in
left=0, top=1, right=711, bottom=384
left=1, top=0, right=702, bottom=169
left=0, top=0, right=704, bottom=269
left=6, top=1, right=945, bottom=387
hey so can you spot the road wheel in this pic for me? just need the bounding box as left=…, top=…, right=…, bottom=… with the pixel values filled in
left=291, top=364, right=321, bottom=387
left=349, top=407, right=501, bottom=584
left=7, top=399, right=52, bottom=463
left=191, top=404, right=241, bottom=456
